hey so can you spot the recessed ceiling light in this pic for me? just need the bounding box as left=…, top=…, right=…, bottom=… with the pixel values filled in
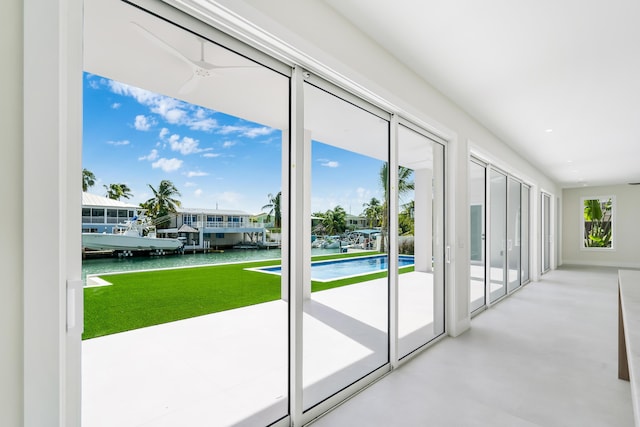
left=545, top=129, right=553, bottom=133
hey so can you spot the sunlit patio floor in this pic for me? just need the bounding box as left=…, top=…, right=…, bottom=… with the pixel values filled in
left=82, top=272, right=437, bottom=426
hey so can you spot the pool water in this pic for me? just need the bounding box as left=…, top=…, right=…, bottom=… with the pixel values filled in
left=257, top=254, right=414, bottom=281
left=82, top=248, right=338, bottom=284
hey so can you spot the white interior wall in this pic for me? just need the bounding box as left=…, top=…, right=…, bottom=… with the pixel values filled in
left=563, top=184, right=640, bottom=268
left=2, top=1, right=24, bottom=425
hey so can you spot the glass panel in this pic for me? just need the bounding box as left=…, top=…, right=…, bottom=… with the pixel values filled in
left=91, top=208, right=104, bottom=224
left=82, top=2, right=289, bottom=425
left=582, top=196, right=614, bottom=249
left=304, top=82, right=389, bottom=410
left=542, top=193, right=551, bottom=273
left=521, top=186, right=530, bottom=283
left=506, top=178, right=521, bottom=293
left=106, top=209, right=118, bottom=224
left=489, top=169, right=507, bottom=302
left=397, top=125, right=445, bottom=357
left=469, top=161, right=486, bottom=312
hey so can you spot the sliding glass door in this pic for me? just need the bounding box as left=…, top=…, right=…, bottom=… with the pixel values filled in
left=542, top=193, right=552, bottom=273
left=481, top=165, right=529, bottom=307
left=506, top=178, right=521, bottom=293
left=521, top=185, right=530, bottom=283
left=469, top=160, right=486, bottom=312
left=397, top=124, right=445, bottom=358
left=489, top=169, right=507, bottom=303
left=303, top=82, right=389, bottom=410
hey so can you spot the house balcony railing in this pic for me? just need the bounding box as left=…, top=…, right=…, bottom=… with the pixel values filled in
left=187, top=221, right=267, bottom=229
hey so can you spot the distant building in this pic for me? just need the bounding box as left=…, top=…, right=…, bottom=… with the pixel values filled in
left=161, top=207, right=270, bottom=249
left=346, top=214, right=367, bottom=230
left=81, top=192, right=138, bottom=233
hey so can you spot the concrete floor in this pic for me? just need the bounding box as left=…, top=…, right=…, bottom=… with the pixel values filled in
left=82, top=271, right=439, bottom=426
left=311, top=266, right=634, bottom=427
left=83, top=266, right=633, bottom=426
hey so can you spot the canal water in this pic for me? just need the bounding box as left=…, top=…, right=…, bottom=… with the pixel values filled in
left=82, top=248, right=339, bottom=284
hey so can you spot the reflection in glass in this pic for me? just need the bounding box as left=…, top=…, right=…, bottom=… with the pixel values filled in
left=469, top=161, right=486, bottom=312
left=507, top=178, right=521, bottom=293
left=489, top=169, right=507, bottom=302
left=303, top=82, right=389, bottom=410
left=397, top=125, right=445, bottom=358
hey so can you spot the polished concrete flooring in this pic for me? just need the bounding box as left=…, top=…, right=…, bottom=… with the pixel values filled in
left=311, top=266, right=634, bottom=427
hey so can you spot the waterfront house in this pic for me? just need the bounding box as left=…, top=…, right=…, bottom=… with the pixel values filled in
left=81, top=192, right=138, bottom=233
left=161, top=207, right=269, bottom=249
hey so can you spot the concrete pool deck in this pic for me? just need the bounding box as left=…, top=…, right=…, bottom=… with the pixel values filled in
left=82, top=271, right=438, bottom=426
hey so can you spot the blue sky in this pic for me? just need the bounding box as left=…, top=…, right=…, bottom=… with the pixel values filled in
left=83, top=72, right=385, bottom=215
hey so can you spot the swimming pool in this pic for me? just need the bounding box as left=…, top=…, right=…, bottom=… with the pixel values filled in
left=253, top=254, right=415, bottom=282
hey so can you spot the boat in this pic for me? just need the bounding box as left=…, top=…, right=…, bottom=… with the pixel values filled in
left=82, top=215, right=183, bottom=251
left=321, top=235, right=350, bottom=249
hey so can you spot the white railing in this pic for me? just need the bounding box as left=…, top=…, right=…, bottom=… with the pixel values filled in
left=197, top=221, right=266, bottom=229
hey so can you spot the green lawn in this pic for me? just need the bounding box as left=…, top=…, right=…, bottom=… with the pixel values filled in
left=83, top=253, right=413, bottom=340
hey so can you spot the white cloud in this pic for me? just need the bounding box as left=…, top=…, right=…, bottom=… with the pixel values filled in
left=194, top=189, right=203, bottom=197
left=134, top=115, right=154, bottom=131
left=111, top=102, right=121, bottom=109
left=107, top=140, right=130, bottom=146
left=159, top=127, right=169, bottom=139
left=169, top=135, right=201, bottom=155
left=184, top=182, right=197, bottom=188
left=218, top=125, right=242, bottom=135
left=88, top=80, right=100, bottom=90
left=202, top=153, right=221, bottom=158
left=243, top=126, right=274, bottom=138
left=163, top=109, right=186, bottom=124
left=152, top=157, right=183, bottom=172
left=185, top=171, right=209, bottom=178
left=218, top=125, right=275, bottom=138
left=189, top=118, right=217, bottom=131
left=108, top=80, right=218, bottom=131
left=138, top=149, right=159, bottom=161
left=321, top=160, right=340, bottom=168
left=222, top=141, right=236, bottom=148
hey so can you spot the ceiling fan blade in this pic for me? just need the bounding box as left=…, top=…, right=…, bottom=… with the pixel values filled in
left=178, top=74, right=200, bottom=95
left=131, top=21, right=196, bottom=69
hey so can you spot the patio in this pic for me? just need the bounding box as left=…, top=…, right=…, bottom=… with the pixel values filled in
left=82, top=271, right=437, bottom=426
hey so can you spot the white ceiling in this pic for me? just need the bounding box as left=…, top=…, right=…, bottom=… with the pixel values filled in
left=324, top=0, right=640, bottom=188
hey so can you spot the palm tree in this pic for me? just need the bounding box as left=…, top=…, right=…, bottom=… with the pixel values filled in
left=261, top=191, right=282, bottom=228
left=379, top=163, right=415, bottom=200
left=378, top=163, right=415, bottom=251
left=321, top=205, right=347, bottom=235
left=82, top=168, right=96, bottom=192
left=362, top=197, right=382, bottom=228
left=103, top=183, right=133, bottom=200
left=143, top=180, right=182, bottom=228
left=399, top=200, right=415, bottom=235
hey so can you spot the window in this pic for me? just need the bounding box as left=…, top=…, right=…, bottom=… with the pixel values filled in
left=582, top=196, right=615, bottom=249
left=183, top=214, right=197, bottom=226
left=107, top=209, right=118, bottom=224
left=91, top=208, right=105, bottom=224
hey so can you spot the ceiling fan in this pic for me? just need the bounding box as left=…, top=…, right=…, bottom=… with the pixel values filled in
left=131, top=21, right=253, bottom=94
